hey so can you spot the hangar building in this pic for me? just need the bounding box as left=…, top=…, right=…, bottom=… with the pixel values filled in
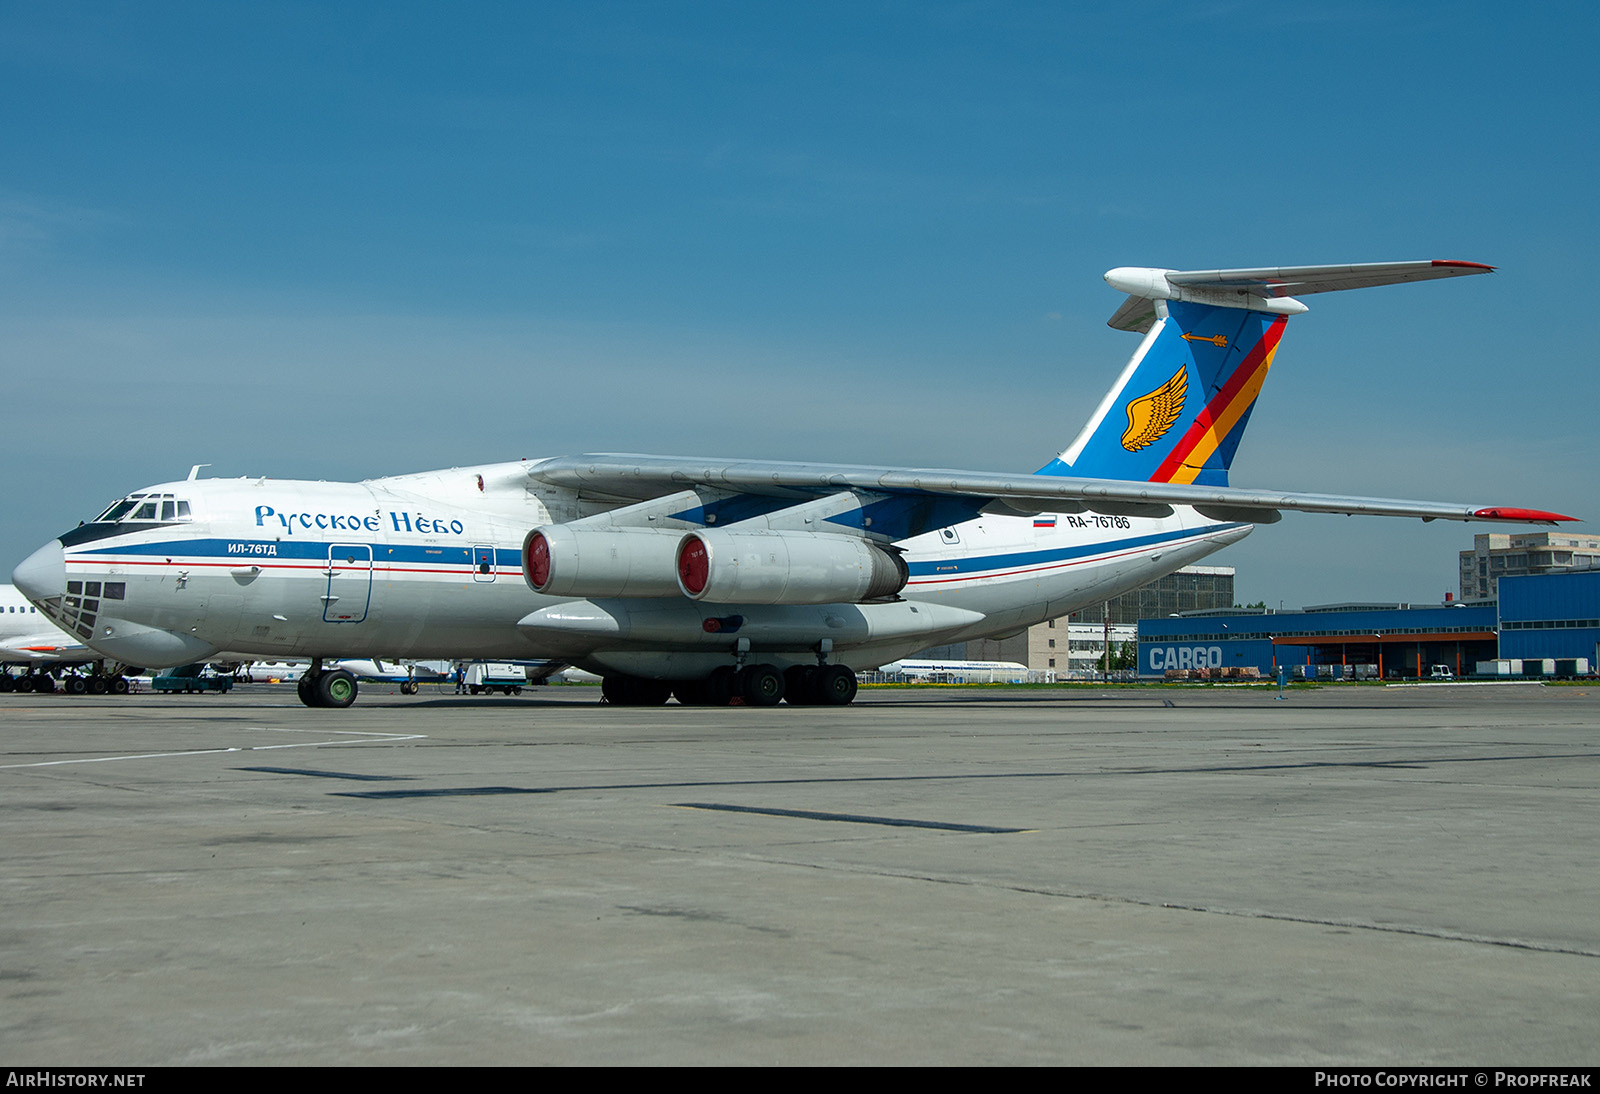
left=1497, top=571, right=1600, bottom=666
left=1138, top=603, right=1499, bottom=680
left=1139, top=575, right=1599, bottom=680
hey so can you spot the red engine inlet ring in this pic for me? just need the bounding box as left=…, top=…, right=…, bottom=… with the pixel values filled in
left=527, top=532, right=552, bottom=590
left=677, top=536, right=709, bottom=595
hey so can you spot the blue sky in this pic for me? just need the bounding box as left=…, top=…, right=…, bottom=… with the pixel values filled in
left=3, top=2, right=1594, bottom=606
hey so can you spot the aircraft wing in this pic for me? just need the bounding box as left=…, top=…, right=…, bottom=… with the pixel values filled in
left=528, top=455, right=1575, bottom=524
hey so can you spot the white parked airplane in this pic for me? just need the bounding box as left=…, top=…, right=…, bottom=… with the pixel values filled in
left=327, top=658, right=447, bottom=695
left=0, top=583, right=123, bottom=693
left=12, top=261, right=1575, bottom=709
left=877, top=659, right=1034, bottom=682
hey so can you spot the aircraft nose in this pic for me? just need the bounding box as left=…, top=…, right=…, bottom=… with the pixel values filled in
left=12, top=539, right=66, bottom=602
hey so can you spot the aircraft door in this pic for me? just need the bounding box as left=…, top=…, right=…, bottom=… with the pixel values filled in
left=471, top=544, right=496, bottom=583
left=323, top=543, right=374, bottom=623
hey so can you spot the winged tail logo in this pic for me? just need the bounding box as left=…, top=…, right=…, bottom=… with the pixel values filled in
left=1120, top=366, right=1188, bottom=452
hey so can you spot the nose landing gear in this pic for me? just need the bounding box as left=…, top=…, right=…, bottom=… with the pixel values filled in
left=296, top=661, right=359, bottom=708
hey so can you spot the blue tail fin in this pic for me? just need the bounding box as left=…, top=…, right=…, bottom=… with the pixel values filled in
left=1041, top=299, right=1287, bottom=486
left=1039, top=261, right=1494, bottom=485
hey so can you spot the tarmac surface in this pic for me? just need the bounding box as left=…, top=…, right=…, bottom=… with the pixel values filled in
left=2, top=680, right=1597, bottom=1065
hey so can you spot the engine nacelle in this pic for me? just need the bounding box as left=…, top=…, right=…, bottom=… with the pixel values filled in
left=676, top=530, right=908, bottom=605
left=523, top=525, right=683, bottom=598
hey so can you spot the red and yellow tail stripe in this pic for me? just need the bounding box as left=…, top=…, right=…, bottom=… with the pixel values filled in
left=1149, top=316, right=1287, bottom=484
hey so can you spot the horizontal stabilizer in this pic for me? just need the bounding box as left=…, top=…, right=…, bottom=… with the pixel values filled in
left=1105, top=260, right=1494, bottom=332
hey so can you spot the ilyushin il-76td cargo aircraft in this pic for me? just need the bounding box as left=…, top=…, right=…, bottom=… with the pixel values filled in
left=12, top=260, right=1576, bottom=709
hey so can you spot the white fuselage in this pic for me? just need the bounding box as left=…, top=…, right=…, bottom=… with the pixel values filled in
left=20, top=459, right=1251, bottom=677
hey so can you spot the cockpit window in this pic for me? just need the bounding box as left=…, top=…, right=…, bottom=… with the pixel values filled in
left=93, top=493, right=193, bottom=524
left=96, top=499, right=138, bottom=522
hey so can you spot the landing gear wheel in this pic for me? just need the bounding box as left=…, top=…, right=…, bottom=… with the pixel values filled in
left=602, top=675, right=672, bottom=706
left=784, top=666, right=818, bottom=705
left=112, top=677, right=130, bottom=695
left=66, top=676, right=88, bottom=695
left=672, top=679, right=708, bottom=705
left=89, top=676, right=110, bottom=695
left=636, top=679, right=670, bottom=705
left=815, top=664, right=858, bottom=706
left=703, top=666, right=737, bottom=706
left=316, top=669, right=358, bottom=709
left=297, top=674, right=320, bottom=707
left=32, top=675, right=54, bottom=694
left=0, top=675, right=13, bottom=693
left=740, top=663, right=785, bottom=707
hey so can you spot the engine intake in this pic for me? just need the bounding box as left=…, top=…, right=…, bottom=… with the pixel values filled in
left=523, top=525, right=684, bottom=598
left=676, top=529, right=908, bottom=605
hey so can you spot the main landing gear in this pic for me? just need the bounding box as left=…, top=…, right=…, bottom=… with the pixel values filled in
left=0, top=671, right=54, bottom=693
left=602, top=662, right=858, bottom=708
left=1, top=668, right=131, bottom=695
left=296, top=660, right=359, bottom=708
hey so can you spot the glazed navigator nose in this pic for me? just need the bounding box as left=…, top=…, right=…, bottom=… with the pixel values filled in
left=12, top=539, right=65, bottom=602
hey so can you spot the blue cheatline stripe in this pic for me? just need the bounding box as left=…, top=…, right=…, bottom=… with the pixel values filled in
left=73, top=538, right=526, bottom=569
left=904, top=524, right=1245, bottom=578
left=68, top=524, right=1247, bottom=581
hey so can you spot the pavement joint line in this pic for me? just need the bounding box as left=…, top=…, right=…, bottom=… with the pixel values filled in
left=0, top=730, right=426, bottom=769
left=670, top=801, right=1033, bottom=833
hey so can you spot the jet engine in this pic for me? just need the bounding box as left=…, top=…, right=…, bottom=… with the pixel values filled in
left=523, top=525, right=684, bottom=598
left=676, top=529, right=908, bottom=605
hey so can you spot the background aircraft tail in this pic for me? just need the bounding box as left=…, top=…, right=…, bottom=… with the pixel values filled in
left=1039, top=261, right=1493, bottom=486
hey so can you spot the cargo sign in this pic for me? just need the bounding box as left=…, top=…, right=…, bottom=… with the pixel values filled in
left=1146, top=644, right=1224, bottom=672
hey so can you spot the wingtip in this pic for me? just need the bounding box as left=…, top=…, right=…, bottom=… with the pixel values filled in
left=1472, top=507, right=1578, bottom=524
left=1433, top=260, right=1496, bottom=272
